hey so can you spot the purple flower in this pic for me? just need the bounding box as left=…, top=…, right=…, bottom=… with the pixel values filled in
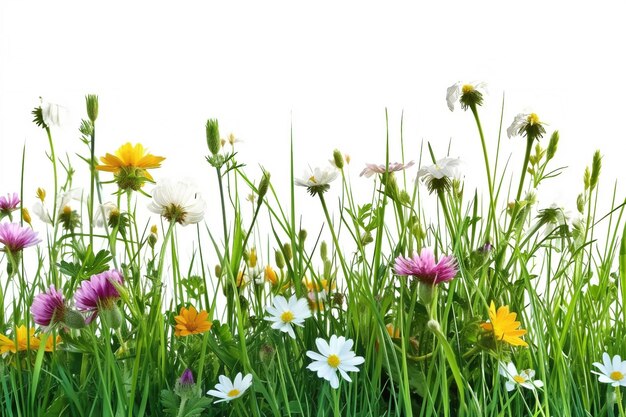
left=0, top=223, right=41, bottom=253
left=0, top=193, right=20, bottom=214
left=31, top=286, right=67, bottom=327
left=359, top=161, right=415, bottom=178
left=394, top=248, right=457, bottom=285
left=74, top=270, right=124, bottom=324
left=179, top=369, right=195, bottom=386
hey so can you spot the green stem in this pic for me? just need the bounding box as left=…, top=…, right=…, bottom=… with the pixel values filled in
left=318, top=194, right=352, bottom=296
left=89, top=125, right=96, bottom=250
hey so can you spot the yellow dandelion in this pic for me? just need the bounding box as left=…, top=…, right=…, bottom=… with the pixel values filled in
left=174, top=306, right=212, bottom=337
left=480, top=301, right=528, bottom=347
left=0, top=326, right=38, bottom=354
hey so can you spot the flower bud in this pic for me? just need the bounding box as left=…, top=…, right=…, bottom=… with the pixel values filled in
left=85, top=95, right=99, bottom=123
left=215, top=264, right=222, bottom=277
left=320, top=241, right=328, bottom=260
left=590, top=150, right=601, bottom=191
left=36, top=188, right=46, bottom=202
left=102, top=304, right=123, bottom=328
left=275, top=249, right=285, bottom=269
left=282, top=243, right=292, bottom=262
left=264, top=265, right=278, bottom=285
left=332, top=149, right=344, bottom=169
left=22, top=208, right=32, bottom=225
left=64, top=309, right=87, bottom=329
left=298, top=229, right=307, bottom=243
left=427, top=319, right=441, bottom=333
left=546, top=131, right=559, bottom=161
left=205, top=119, right=221, bottom=156
left=576, top=193, right=585, bottom=214
left=257, top=170, right=270, bottom=201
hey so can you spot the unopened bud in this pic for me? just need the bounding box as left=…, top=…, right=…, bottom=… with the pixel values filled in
left=36, top=188, right=46, bottom=202
left=320, top=241, right=328, bottom=260
left=22, top=208, right=32, bottom=225
left=257, top=170, right=270, bottom=201
left=427, top=319, right=441, bottom=333
left=282, top=243, right=292, bottom=262
left=85, top=94, right=99, bottom=123
left=332, top=149, right=344, bottom=169
left=64, top=309, right=86, bottom=329
left=298, top=229, right=307, bottom=243
left=215, top=264, right=222, bottom=277
left=590, top=150, right=601, bottom=191
left=206, top=119, right=221, bottom=155
left=101, top=305, right=123, bottom=328
left=546, top=131, right=559, bottom=161
left=275, top=250, right=285, bottom=269
left=576, top=193, right=585, bottom=214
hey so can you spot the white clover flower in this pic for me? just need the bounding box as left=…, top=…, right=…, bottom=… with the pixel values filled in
left=207, top=372, right=253, bottom=403
left=148, top=179, right=206, bottom=226
left=446, top=81, right=486, bottom=111
left=359, top=161, right=415, bottom=178
left=295, top=166, right=338, bottom=196
left=41, top=102, right=66, bottom=128
left=265, top=295, right=311, bottom=339
left=94, top=202, right=118, bottom=227
left=592, top=353, right=626, bottom=387
left=499, top=362, right=544, bottom=391
left=306, top=335, right=365, bottom=389
left=507, top=112, right=546, bottom=140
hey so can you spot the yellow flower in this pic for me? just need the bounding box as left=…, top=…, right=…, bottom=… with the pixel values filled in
left=386, top=323, right=401, bottom=339
left=0, top=326, right=38, bottom=353
left=264, top=265, right=278, bottom=285
left=174, top=306, right=212, bottom=337
left=480, top=301, right=528, bottom=347
left=33, top=333, right=63, bottom=352
left=96, top=143, right=165, bottom=190
left=247, top=248, right=258, bottom=268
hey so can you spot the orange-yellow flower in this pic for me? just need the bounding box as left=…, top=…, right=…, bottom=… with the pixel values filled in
left=0, top=325, right=60, bottom=353
left=174, top=306, right=212, bottom=337
left=386, top=323, right=401, bottom=339
left=480, top=301, right=528, bottom=347
left=264, top=265, right=278, bottom=285
left=96, top=143, right=165, bottom=190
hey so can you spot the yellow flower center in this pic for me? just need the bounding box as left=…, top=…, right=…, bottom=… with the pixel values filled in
left=528, top=113, right=540, bottom=125
left=62, top=206, right=72, bottom=215
left=327, top=354, right=341, bottom=368
left=610, top=371, right=624, bottom=381
left=309, top=176, right=317, bottom=184
left=462, top=84, right=474, bottom=94
left=227, top=388, right=240, bottom=397
left=513, top=375, right=527, bottom=384
left=281, top=310, right=295, bottom=323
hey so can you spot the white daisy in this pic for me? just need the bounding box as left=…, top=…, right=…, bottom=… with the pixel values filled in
left=592, top=353, right=626, bottom=387
left=499, top=362, right=544, bottom=391
left=295, top=166, right=338, bottom=196
left=265, top=295, right=311, bottom=339
left=148, top=179, right=206, bottom=226
left=41, top=102, right=66, bottom=128
left=506, top=112, right=546, bottom=139
left=94, top=202, right=118, bottom=227
left=416, top=158, right=462, bottom=181
left=306, top=335, right=365, bottom=389
left=446, top=81, right=486, bottom=111
left=32, top=188, right=83, bottom=225
left=207, top=372, right=253, bottom=403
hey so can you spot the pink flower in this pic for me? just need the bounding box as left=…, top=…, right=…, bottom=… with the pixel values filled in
left=74, top=270, right=124, bottom=324
left=31, top=286, right=67, bottom=327
left=0, top=193, right=20, bottom=215
left=359, top=161, right=415, bottom=178
left=0, top=223, right=41, bottom=253
left=394, top=248, right=457, bottom=285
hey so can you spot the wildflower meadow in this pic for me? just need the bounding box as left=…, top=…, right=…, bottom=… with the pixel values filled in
left=1, top=84, right=626, bottom=417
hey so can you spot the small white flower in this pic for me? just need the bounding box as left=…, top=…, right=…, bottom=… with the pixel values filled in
left=416, top=158, right=463, bottom=183
left=499, top=362, right=544, bottom=391
left=446, top=82, right=486, bottom=111
left=207, top=372, right=253, bottom=403
left=148, top=179, right=206, bottom=226
left=592, top=353, right=626, bottom=387
left=265, top=295, right=311, bottom=339
left=41, top=102, right=66, bottom=127
left=359, top=161, right=415, bottom=178
left=32, top=188, right=83, bottom=224
left=306, top=335, right=365, bottom=389
left=295, top=166, right=338, bottom=196
left=506, top=112, right=546, bottom=139
left=94, top=202, right=118, bottom=227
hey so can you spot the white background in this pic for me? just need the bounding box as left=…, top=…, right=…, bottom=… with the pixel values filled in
left=1, top=2, right=626, bottom=270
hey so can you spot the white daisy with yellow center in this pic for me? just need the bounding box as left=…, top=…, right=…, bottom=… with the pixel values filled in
left=148, top=179, right=206, bottom=226
left=265, top=295, right=311, bottom=339
left=295, top=166, right=338, bottom=196
left=499, top=362, right=544, bottom=391
left=207, top=372, right=253, bottom=403
left=306, top=335, right=365, bottom=389
left=592, top=353, right=626, bottom=387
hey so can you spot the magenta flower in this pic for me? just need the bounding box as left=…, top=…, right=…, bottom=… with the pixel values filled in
left=179, top=369, right=195, bottom=386
left=394, top=248, right=457, bottom=285
left=74, top=270, right=124, bottom=324
left=0, top=193, right=20, bottom=215
left=31, top=286, right=67, bottom=327
left=0, top=223, right=41, bottom=254
left=359, top=161, right=415, bottom=178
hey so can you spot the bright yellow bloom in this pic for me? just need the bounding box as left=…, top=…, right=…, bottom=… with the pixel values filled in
left=174, top=306, right=212, bottom=337
left=96, top=143, right=165, bottom=190
left=480, top=301, right=528, bottom=347
left=0, top=326, right=60, bottom=353
left=264, top=265, right=278, bottom=285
